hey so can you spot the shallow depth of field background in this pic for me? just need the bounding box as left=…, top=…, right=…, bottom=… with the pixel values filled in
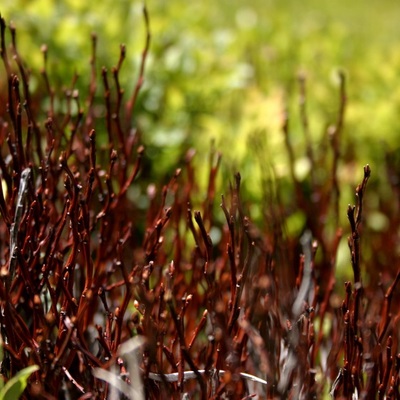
left=2, top=0, right=400, bottom=284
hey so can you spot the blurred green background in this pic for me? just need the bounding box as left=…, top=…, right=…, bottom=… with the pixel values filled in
left=2, top=0, right=400, bottom=280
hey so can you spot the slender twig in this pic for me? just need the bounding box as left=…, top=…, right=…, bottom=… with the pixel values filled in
left=7, top=167, right=31, bottom=290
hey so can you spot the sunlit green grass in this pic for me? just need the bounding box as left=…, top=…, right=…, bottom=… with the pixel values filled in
left=2, top=0, right=399, bottom=159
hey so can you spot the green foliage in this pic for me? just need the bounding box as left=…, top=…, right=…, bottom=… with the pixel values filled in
left=2, top=0, right=400, bottom=181
left=0, top=366, right=39, bottom=400
left=0, top=339, right=39, bottom=399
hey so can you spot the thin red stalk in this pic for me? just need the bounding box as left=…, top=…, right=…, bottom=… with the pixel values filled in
left=378, top=268, right=400, bottom=342
left=167, top=298, right=207, bottom=399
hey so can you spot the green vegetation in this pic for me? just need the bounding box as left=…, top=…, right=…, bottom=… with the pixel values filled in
left=0, top=339, right=38, bottom=400
left=0, top=366, right=39, bottom=400
left=2, top=0, right=400, bottom=183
